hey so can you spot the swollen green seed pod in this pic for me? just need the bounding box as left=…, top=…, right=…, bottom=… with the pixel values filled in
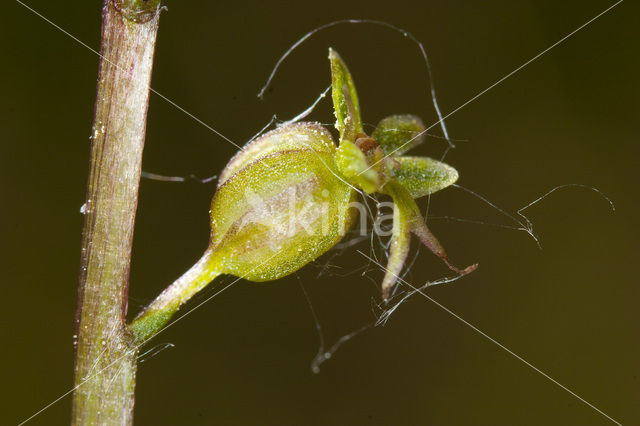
left=130, top=123, right=358, bottom=342
left=209, top=122, right=356, bottom=281
left=129, top=49, right=476, bottom=343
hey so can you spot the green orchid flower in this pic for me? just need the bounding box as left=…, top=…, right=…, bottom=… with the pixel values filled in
left=329, top=49, right=476, bottom=300
left=129, top=49, right=476, bottom=343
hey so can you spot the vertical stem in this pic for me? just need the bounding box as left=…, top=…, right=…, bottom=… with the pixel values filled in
left=72, top=1, right=161, bottom=425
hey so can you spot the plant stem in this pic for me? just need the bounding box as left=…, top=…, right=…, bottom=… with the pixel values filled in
left=72, top=1, right=161, bottom=425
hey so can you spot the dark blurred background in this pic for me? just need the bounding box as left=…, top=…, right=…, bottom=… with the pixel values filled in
left=2, top=0, right=638, bottom=425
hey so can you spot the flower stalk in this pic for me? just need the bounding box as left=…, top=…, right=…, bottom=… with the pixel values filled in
left=129, top=252, right=221, bottom=343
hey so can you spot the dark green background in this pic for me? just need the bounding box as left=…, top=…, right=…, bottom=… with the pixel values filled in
left=2, top=1, right=638, bottom=425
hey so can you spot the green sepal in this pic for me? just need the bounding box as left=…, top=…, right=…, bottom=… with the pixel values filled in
left=329, top=48, right=363, bottom=140
left=372, top=114, right=426, bottom=156
left=387, top=156, right=459, bottom=198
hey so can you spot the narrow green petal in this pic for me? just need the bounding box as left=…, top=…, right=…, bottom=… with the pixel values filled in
left=335, top=139, right=380, bottom=193
left=329, top=48, right=363, bottom=140
left=372, top=114, right=426, bottom=155
left=388, top=156, right=459, bottom=198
